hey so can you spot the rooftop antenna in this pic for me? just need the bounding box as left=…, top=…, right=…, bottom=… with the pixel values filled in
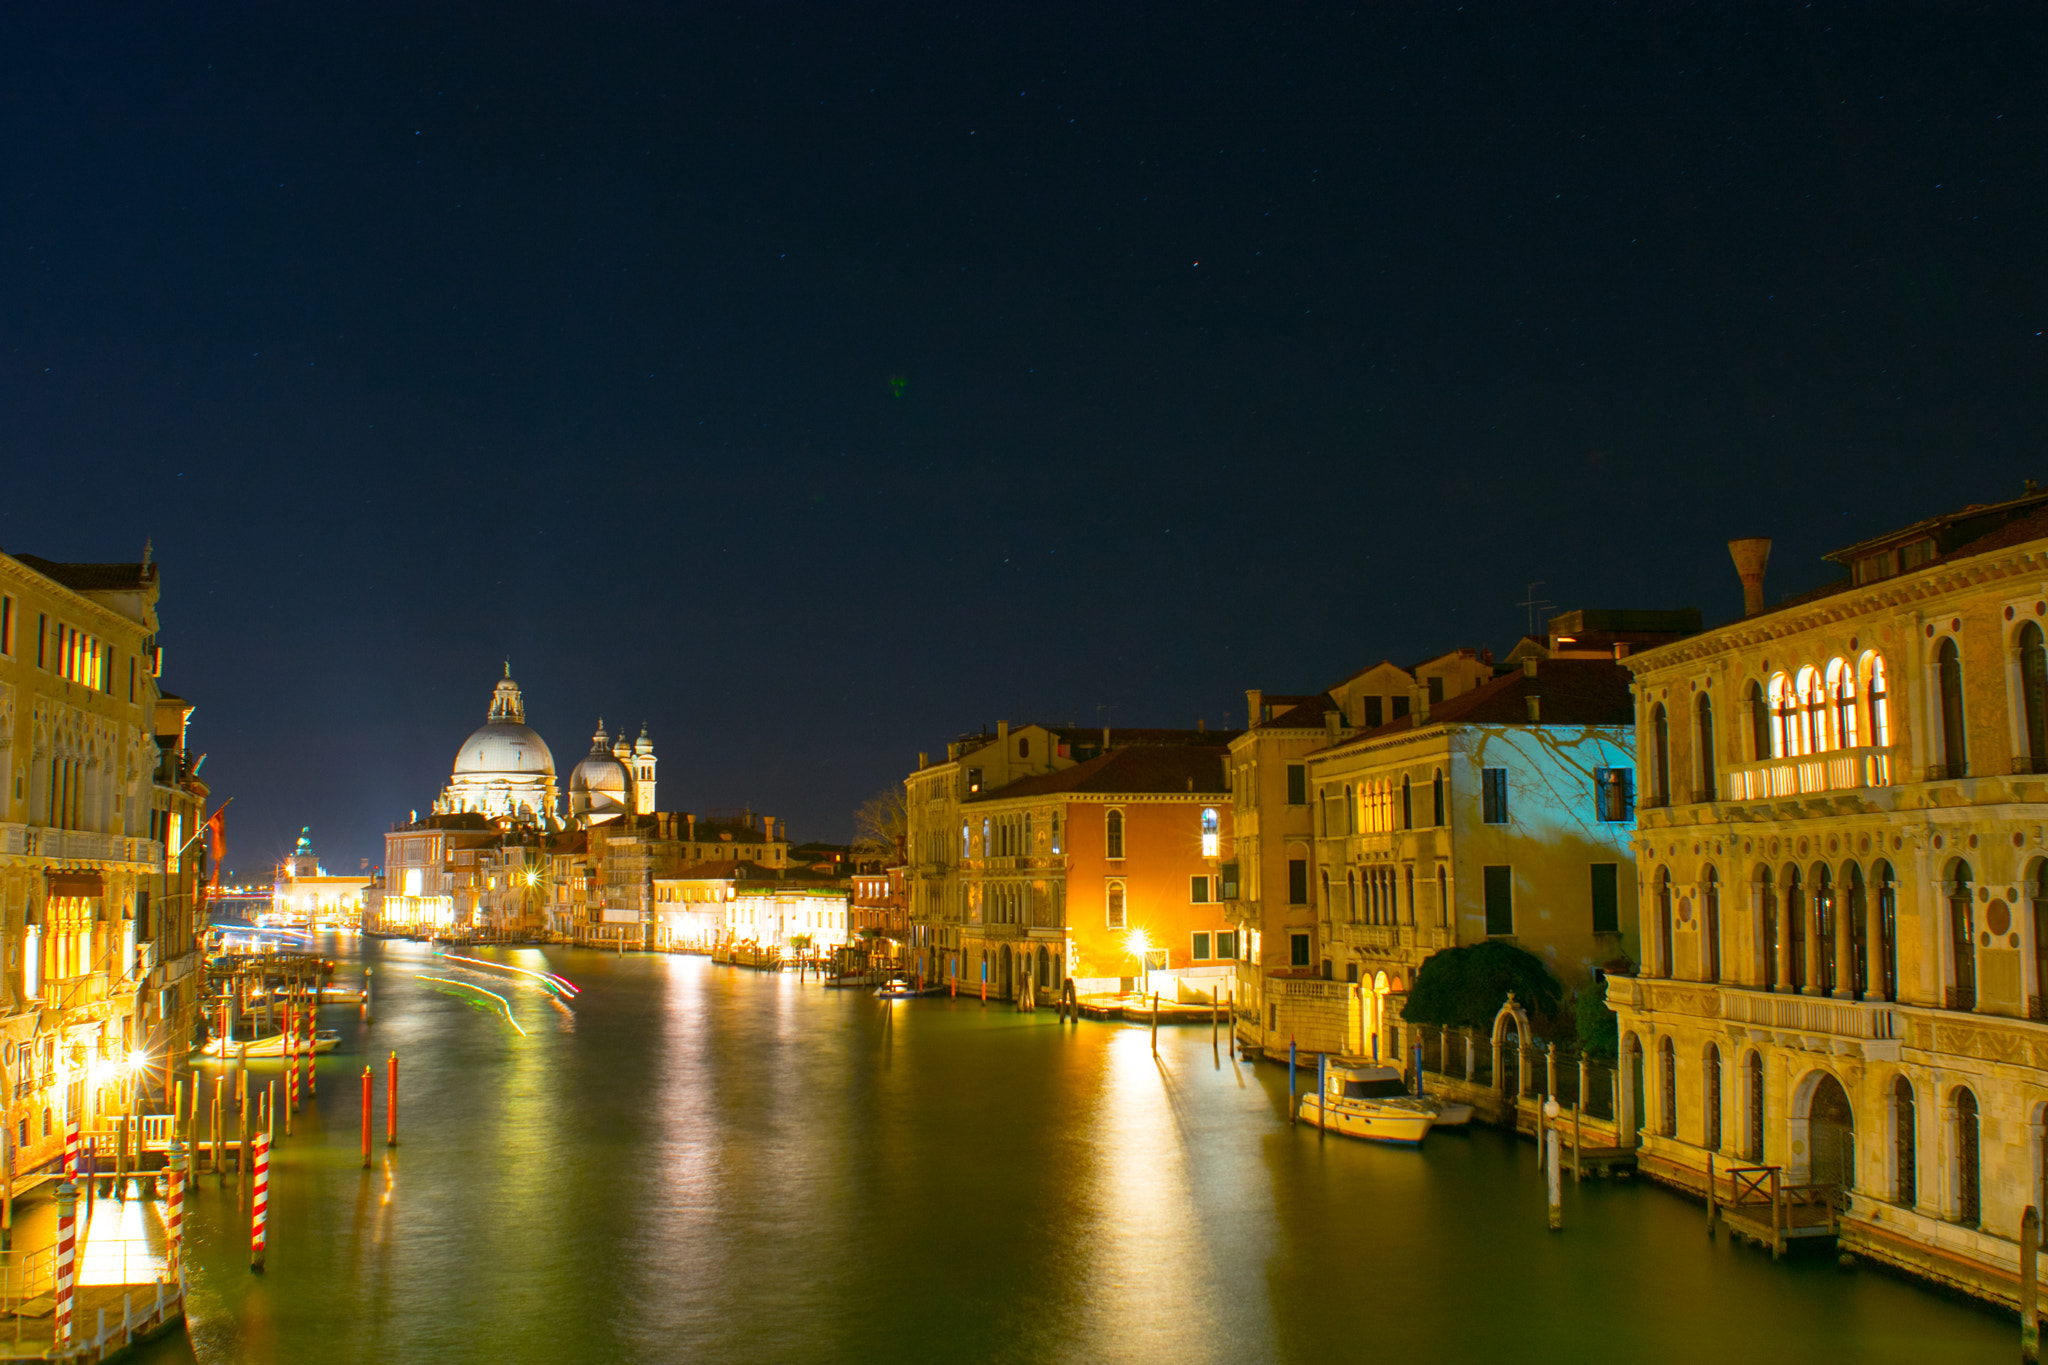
left=141, top=538, right=153, bottom=568
left=1516, top=581, right=1553, bottom=636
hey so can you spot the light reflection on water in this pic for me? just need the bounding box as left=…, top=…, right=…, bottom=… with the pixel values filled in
left=139, top=944, right=2011, bottom=1364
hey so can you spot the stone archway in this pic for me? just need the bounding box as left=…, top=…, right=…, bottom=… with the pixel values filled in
left=1793, top=1070, right=1855, bottom=1192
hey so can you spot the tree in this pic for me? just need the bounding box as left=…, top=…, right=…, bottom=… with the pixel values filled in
left=1403, top=940, right=1563, bottom=1032
left=1575, top=979, right=1620, bottom=1058
left=853, top=785, right=908, bottom=860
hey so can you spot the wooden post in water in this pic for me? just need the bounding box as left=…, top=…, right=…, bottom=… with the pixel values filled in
left=115, top=1115, right=127, bottom=1196
left=1150, top=993, right=1160, bottom=1053
left=249, top=1130, right=270, bottom=1273
left=362, top=1068, right=373, bottom=1168
left=211, top=1076, right=223, bottom=1176
left=1288, top=1040, right=1297, bottom=1121
left=1211, top=993, right=1219, bottom=1056
left=1706, top=1152, right=1717, bottom=1235
left=1572, top=1097, right=1583, bottom=1183
left=239, top=1066, right=250, bottom=1185
left=386, top=1052, right=398, bottom=1147
left=2023, top=1204, right=2041, bottom=1364
left=1544, top=1098, right=1562, bottom=1231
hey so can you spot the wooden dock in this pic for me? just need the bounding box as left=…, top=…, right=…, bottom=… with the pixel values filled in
left=1708, top=1161, right=1839, bottom=1257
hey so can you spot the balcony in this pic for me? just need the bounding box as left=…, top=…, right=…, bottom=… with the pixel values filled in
left=1721, top=746, right=1893, bottom=803
left=0, top=825, right=159, bottom=865
left=1608, top=977, right=1902, bottom=1060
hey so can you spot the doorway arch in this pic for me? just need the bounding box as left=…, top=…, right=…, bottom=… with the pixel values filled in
left=1796, top=1071, right=1855, bottom=1193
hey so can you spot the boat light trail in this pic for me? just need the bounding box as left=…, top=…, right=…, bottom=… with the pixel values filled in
left=438, top=953, right=579, bottom=999
left=413, top=974, right=527, bottom=1036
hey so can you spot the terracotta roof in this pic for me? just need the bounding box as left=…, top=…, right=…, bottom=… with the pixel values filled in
left=1772, top=502, right=2048, bottom=615
left=1321, top=659, right=1632, bottom=750
left=969, top=744, right=1230, bottom=801
left=1251, top=694, right=1337, bottom=731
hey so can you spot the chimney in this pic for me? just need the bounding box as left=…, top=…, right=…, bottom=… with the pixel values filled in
left=1197, top=718, right=1205, bottom=733
left=918, top=752, right=928, bottom=770
left=686, top=812, right=696, bottom=842
left=1102, top=726, right=1110, bottom=749
left=1245, top=688, right=1264, bottom=727
left=1729, top=538, right=1773, bottom=617
left=1522, top=657, right=1539, bottom=679
left=998, top=720, right=1009, bottom=744
left=1412, top=685, right=1430, bottom=725
left=1613, top=643, right=1630, bottom=660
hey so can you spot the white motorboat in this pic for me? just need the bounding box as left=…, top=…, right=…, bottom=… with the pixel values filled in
left=193, top=1028, right=341, bottom=1059
left=1297, top=1064, right=1436, bottom=1145
left=1344, top=1063, right=1475, bottom=1127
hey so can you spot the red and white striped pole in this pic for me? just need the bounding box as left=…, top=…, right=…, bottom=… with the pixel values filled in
left=304, top=999, right=316, bottom=1098
left=63, top=1118, right=79, bottom=1180
left=249, top=1130, right=270, bottom=1272
left=166, top=1167, right=185, bottom=1274
left=54, top=1180, right=76, bottom=1343
left=360, top=1068, right=372, bottom=1168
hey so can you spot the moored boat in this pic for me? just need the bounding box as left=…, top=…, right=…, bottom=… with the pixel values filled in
left=1297, top=1064, right=1436, bottom=1145
left=874, top=976, right=941, bottom=999
left=193, top=1028, right=342, bottom=1059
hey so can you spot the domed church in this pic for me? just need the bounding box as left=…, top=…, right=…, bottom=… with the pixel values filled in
left=432, top=667, right=563, bottom=829
left=568, top=720, right=657, bottom=826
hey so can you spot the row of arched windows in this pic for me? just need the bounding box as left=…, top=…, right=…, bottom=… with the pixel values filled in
left=1644, top=861, right=1900, bottom=1001
left=1339, top=771, right=1446, bottom=835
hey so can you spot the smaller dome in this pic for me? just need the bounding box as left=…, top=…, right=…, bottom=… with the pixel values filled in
left=568, top=720, right=630, bottom=823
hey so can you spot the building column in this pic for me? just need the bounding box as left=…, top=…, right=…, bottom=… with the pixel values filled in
left=1833, top=889, right=1856, bottom=1000
left=1775, top=907, right=1793, bottom=992
left=1864, top=898, right=1887, bottom=1003
left=1801, top=890, right=1822, bottom=995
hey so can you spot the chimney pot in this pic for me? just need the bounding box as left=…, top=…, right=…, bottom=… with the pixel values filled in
left=1245, top=688, right=1264, bottom=727
left=1729, top=537, right=1773, bottom=617
left=1525, top=695, right=1542, bottom=722
left=1522, top=657, right=1538, bottom=679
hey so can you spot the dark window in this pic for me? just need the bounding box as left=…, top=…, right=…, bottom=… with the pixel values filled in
left=1659, top=1038, right=1677, bottom=1136
left=1363, top=696, right=1383, bottom=727
left=1483, top=865, right=1513, bottom=935
left=1286, top=764, right=1307, bottom=806
left=1786, top=866, right=1806, bottom=988
left=1189, top=875, right=1209, bottom=904
left=1215, top=931, right=1237, bottom=959
left=1704, top=1045, right=1723, bottom=1152
left=1957, top=1089, right=1982, bottom=1225
left=1893, top=1077, right=1917, bottom=1207
left=1948, top=862, right=1975, bottom=1010
left=1481, top=768, right=1509, bottom=824
left=1877, top=861, right=1898, bottom=1001
left=1290, top=932, right=1310, bottom=967
left=1750, top=681, right=1773, bottom=760
left=1594, top=768, right=1634, bottom=822
left=1392, top=695, right=1411, bottom=719
left=1432, top=769, right=1444, bottom=826
left=1219, top=862, right=1240, bottom=901
left=1650, top=704, right=1671, bottom=805
left=1287, top=859, right=1308, bottom=905
left=1427, top=676, right=1444, bottom=703
left=1747, top=1051, right=1765, bottom=1160
left=1401, top=776, right=1413, bottom=830
left=1696, top=694, right=1717, bottom=799
left=1192, top=933, right=1211, bottom=960
left=1590, top=864, right=1619, bottom=933
left=2022, top=624, right=2048, bottom=773
left=36, top=615, right=47, bottom=669
left=1105, top=809, right=1124, bottom=860
left=1018, top=737, right=1029, bottom=758
left=1936, top=637, right=1967, bottom=777
left=1703, top=867, right=1721, bottom=983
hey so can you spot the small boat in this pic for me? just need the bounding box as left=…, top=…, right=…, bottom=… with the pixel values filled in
left=1297, top=1064, right=1436, bottom=1145
left=266, top=983, right=366, bottom=1005
left=193, top=1028, right=342, bottom=1059
left=874, top=977, right=941, bottom=999
left=1341, top=1064, right=1474, bottom=1127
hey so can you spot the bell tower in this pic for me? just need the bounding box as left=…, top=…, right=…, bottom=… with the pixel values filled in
left=633, top=724, right=657, bottom=815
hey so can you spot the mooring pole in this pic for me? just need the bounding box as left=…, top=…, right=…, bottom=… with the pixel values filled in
left=386, top=1052, right=399, bottom=1147
left=2023, top=1204, right=2041, bottom=1364
left=1545, top=1098, right=1563, bottom=1231
left=362, top=1068, right=373, bottom=1169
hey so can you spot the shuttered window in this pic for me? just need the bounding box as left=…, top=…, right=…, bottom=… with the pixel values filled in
left=1484, top=865, right=1513, bottom=935
left=1481, top=769, right=1509, bottom=824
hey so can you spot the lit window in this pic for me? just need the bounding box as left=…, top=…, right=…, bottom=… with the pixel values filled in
left=1860, top=651, right=1890, bottom=748
left=1825, top=657, right=1858, bottom=749
left=1105, top=809, right=1125, bottom=860
left=1200, top=807, right=1219, bottom=857
left=1768, top=673, right=1794, bottom=757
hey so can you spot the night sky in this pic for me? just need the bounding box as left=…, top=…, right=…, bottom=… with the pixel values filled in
left=3, top=5, right=2041, bottom=876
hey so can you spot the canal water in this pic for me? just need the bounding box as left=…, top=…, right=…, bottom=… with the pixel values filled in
left=133, top=940, right=2009, bottom=1363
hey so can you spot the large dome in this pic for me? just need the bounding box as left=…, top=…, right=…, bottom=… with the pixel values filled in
left=455, top=721, right=554, bottom=776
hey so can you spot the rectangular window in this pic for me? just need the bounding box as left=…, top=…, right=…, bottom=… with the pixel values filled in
left=1190, top=875, right=1210, bottom=903
left=0, top=596, right=10, bottom=655
left=1428, top=676, right=1445, bottom=703
left=1192, top=932, right=1211, bottom=960
left=1051, top=812, right=1061, bottom=854
left=1106, top=883, right=1126, bottom=929
left=1593, top=768, right=1634, bottom=823
left=128, top=658, right=137, bottom=702
left=1392, top=695, right=1411, bottom=719
left=1591, top=864, right=1620, bottom=934
left=1363, top=696, right=1384, bottom=727
left=1288, top=858, right=1309, bottom=905
left=1484, top=865, right=1513, bottom=935
left=36, top=615, right=47, bottom=669
left=1219, top=861, right=1240, bottom=900
left=1481, top=768, right=1509, bottom=824
left=1286, top=764, right=1307, bottom=806
left=1290, top=932, right=1311, bottom=967
left=1216, top=931, right=1237, bottom=960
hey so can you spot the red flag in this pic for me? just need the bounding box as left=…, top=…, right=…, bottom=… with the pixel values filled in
left=204, top=808, right=226, bottom=891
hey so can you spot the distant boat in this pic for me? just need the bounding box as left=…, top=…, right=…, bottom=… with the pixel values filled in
left=1297, top=1064, right=1437, bottom=1145
left=193, top=1028, right=342, bottom=1059
left=874, top=977, right=941, bottom=999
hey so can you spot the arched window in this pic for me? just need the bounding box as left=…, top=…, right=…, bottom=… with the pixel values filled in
left=1200, top=807, right=1219, bottom=857
left=2021, top=623, right=2048, bottom=774
left=1401, top=775, right=1413, bottom=830
left=1795, top=666, right=1824, bottom=757
left=1436, top=865, right=1449, bottom=925
left=1405, top=865, right=1416, bottom=926
left=1757, top=865, right=1779, bottom=989
left=1955, top=1088, right=1982, bottom=1226
left=1704, top=1044, right=1723, bottom=1152
left=1656, top=867, right=1673, bottom=978
left=1659, top=1037, right=1677, bottom=1136
left=1785, top=865, right=1806, bottom=990
left=1747, top=1050, right=1766, bottom=1160
left=1320, top=870, right=1330, bottom=915
left=1650, top=704, right=1671, bottom=806
left=1813, top=864, right=1836, bottom=995
left=1696, top=693, right=1717, bottom=800
left=1768, top=673, right=1794, bottom=759
left=1431, top=769, right=1445, bottom=826
left=1106, top=881, right=1126, bottom=929
left=1948, top=860, right=1976, bottom=1010
left=1750, top=680, right=1774, bottom=761
left=2032, top=860, right=2048, bottom=1022
left=1105, top=809, right=1125, bottom=860
left=1937, top=637, right=1967, bottom=778
left=1892, top=1076, right=1917, bottom=1208
left=1876, top=861, right=1899, bottom=1002
left=1346, top=871, right=1358, bottom=923
left=1845, top=863, right=1869, bottom=999
left=1825, top=657, right=1857, bottom=750
left=1702, top=866, right=1721, bottom=983
left=1859, top=651, right=1891, bottom=749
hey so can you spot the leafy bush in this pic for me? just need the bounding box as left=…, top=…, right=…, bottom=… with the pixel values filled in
left=1403, top=940, right=1562, bottom=1031
left=1575, top=979, right=1620, bottom=1058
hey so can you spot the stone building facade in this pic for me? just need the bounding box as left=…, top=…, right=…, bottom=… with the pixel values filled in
left=1610, top=487, right=2048, bottom=1305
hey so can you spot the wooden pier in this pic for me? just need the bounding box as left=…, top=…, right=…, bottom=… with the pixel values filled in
left=1707, top=1161, right=1840, bottom=1258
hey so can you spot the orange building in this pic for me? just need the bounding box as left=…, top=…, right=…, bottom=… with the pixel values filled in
left=960, top=745, right=1238, bottom=997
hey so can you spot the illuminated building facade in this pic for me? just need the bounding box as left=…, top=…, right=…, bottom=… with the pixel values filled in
left=657, top=864, right=849, bottom=956
left=0, top=548, right=207, bottom=1177
left=432, top=668, right=562, bottom=828
left=1609, top=487, right=2048, bottom=1306
left=567, top=720, right=657, bottom=826
left=271, top=827, right=370, bottom=929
